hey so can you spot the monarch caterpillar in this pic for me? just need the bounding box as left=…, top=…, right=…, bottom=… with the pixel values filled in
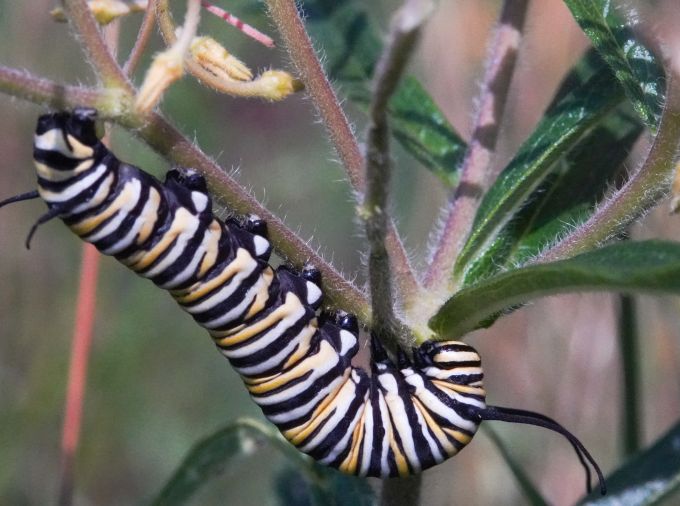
left=1, top=108, right=605, bottom=493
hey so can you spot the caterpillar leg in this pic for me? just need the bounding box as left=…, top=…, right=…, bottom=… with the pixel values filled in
left=301, top=265, right=322, bottom=309
left=335, top=311, right=358, bottom=335
left=244, top=214, right=268, bottom=237
left=276, top=264, right=322, bottom=310
left=165, top=168, right=209, bottom=193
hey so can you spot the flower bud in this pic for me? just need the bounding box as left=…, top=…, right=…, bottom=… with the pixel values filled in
left=190, top=36, right=253, bottom=82
left=254, top=70, right=304, bottom=101
left=134, top=49, right=184, bottom=114
left=52, top=0, right=147, bottom=25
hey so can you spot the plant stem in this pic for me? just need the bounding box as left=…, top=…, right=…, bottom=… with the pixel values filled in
left=618, top=294, right=641, bottom=455
left=264, top=0, right=364, bottom=189
left=61, top=0, right=132, bottom=91
left=265, top=0, right=421, bottom=310
left=425, top=0, right=529, bottom=294
left=363, top=0, right=431, bottom=345
left=123, top=1, right=158, bottom=76
left=128, top=111, right=374, bottom=323
left=174, top=0, right=202, bottom=55
left=0, top=64, right=373, bottom=324
left=0, top=65, right=101, bottom=109
left=57, top=243, right=100, bottom=506
left=538, top=72, right=680, bottom=263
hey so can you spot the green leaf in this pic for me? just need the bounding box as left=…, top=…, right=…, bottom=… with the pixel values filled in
left=455, top=62, right=625, bottom=278
left=388, top=77, right=467, bottom=187
left=303, top=1, right=467, bottom=186
left=461, top=105, right=643, bottom=285
left=483, top=427, right=549, bottom=506
left=579, top=420, right=680, bottom=505
left=563, top=0, right=665, bottom=128
left=274, top=465, right=376, bottom=506
left=431, top=241, right=680, bottom=339
left=149, top=418, right=376, bottom=506
left=149, top=419, right=311, bottom=506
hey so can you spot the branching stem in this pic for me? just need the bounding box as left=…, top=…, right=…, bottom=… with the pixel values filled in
left=129, top=112, right=374, bottom=323
left=123, top=1, right=158, bottom=76
left=0, top=64, right=372, bottom=323
left=61, top=0, right=133, bottom=91
left=265, top=0, right=421, bottom=312
left=425, top=0, right=529, bottom=294
left=0, top=65, right=101, bottom=109
left=363, top=0, right=431, bottom=346
left=264, top=0, right=364, bottom=189
left=174, top=0, right=202, bottom=55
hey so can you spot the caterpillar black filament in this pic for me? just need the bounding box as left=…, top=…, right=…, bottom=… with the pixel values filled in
left=1, top=109, right=605, bottom=493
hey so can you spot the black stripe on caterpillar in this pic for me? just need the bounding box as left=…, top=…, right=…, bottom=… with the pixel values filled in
left=0, top=108, right=605, bottom=493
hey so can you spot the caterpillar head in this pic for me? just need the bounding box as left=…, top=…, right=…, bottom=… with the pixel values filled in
left=34, top=108, right=102, bottom=174
left=414, top=341, right=485, bottom=387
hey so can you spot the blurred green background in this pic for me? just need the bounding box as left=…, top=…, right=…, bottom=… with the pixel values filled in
left=1, top=1, right=680, bottom=505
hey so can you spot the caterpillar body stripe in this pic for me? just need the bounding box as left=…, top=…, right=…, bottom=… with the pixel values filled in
left=1, top=109, right=605, bottom=492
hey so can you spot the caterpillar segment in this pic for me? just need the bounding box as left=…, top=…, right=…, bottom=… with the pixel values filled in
left=28, top=108, right=487, bottom=477
left=0, top=108, right=605, bottom=493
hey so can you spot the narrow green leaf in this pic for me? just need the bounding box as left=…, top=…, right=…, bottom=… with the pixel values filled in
left=303, top=0, right=467, bottom=186
left=455, top=63, right=624, bottom=277
left=563, top=0, right=665, bottom=128
left=388, top=77, right=467, bottom=187
left=431, top=241, right=680, bottom=339
left=149, top=419, right=311, bottom=506
left=618, top=294, right=642, bottom=457
left=483, top=427, right=549, bottom=506
left=461, top=105, right=642, bottom=285
left=579, top=420, right=680, bottom=505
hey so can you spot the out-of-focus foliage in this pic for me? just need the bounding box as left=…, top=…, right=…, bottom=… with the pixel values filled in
left=302, top=0, right=468, bottom=186
left=580, top=421, right=680, bottom=506
left=149, top=420, right=376, bottom=506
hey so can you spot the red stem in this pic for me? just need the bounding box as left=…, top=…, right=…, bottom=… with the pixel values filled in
left=57, top=243, right=100, bottom=506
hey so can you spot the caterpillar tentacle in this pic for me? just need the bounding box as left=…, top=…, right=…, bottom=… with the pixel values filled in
left=2, top=108, right=604, bottom=492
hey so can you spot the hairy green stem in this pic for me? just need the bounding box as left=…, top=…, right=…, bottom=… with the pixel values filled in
left=538, top=72, right=680, bottom=263
left=618, top=294, right=641, bottom=455
left=264, top=0, right=364, bottom=189
left=0, top=65, right=103, bottom=109
left=265, top=0, right=421, bottom=312
left=174, top=0, right=202, bottom=55
left=130, top=112, right=373, bottom=322
left=425, top=0, right=529, bottom=295
left=123, top=0, right=158, bottom=76
left=0, top=64, right=372, bottom=324
left=61, top=0, right=133, bottom=91
left=363, top=0, right=430, bottom=348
